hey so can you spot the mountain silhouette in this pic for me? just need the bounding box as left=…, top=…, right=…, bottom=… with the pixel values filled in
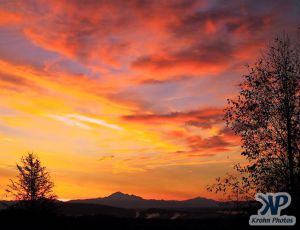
left=106, top=192, right=143, bottom=200
left=68, top=192, right=218, bottom=209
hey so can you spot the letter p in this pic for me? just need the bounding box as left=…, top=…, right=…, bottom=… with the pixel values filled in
left=274, top=193, right=290, bottom=215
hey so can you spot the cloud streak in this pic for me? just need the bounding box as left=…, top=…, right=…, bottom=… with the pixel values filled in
left=123, top=108, right=223, bottom=128
left=48, top=114, right=123, bottom=131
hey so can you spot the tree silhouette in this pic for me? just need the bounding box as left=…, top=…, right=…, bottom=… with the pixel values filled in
left=208, top=33, right=300, bottom=203
left=224, top=33, right=300, bottom=197
left=6, top=153, right=56, bottom=211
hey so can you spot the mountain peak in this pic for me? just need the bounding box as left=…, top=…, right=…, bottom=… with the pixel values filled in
left=106, top=192, right=143, bottom=200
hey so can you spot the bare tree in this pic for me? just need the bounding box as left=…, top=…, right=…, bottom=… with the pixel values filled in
left=222, top=33, right=300, bottom=198
left=6, top=153, right=56, bottom=210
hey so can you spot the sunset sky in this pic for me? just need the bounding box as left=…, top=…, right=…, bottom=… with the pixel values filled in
left=0, top=0, right=299, bottom=201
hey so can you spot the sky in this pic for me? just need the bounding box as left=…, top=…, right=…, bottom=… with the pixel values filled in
left=0, top=0, right=299, bottom=201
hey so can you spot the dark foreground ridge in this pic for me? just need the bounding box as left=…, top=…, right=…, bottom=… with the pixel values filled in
left=0, top=209, right=297, bottom=230
left=0, top=192, right=298, bottom=229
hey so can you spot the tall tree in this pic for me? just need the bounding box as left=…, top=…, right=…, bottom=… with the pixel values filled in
left=224, top=33, right=300, bottom=197
left=6, top=153, right=56, bottom=207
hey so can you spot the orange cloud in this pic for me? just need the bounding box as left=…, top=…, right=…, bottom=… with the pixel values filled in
left=122, top=108, right=223, bottom=127
left=0, top=10, right=22, bottom=25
